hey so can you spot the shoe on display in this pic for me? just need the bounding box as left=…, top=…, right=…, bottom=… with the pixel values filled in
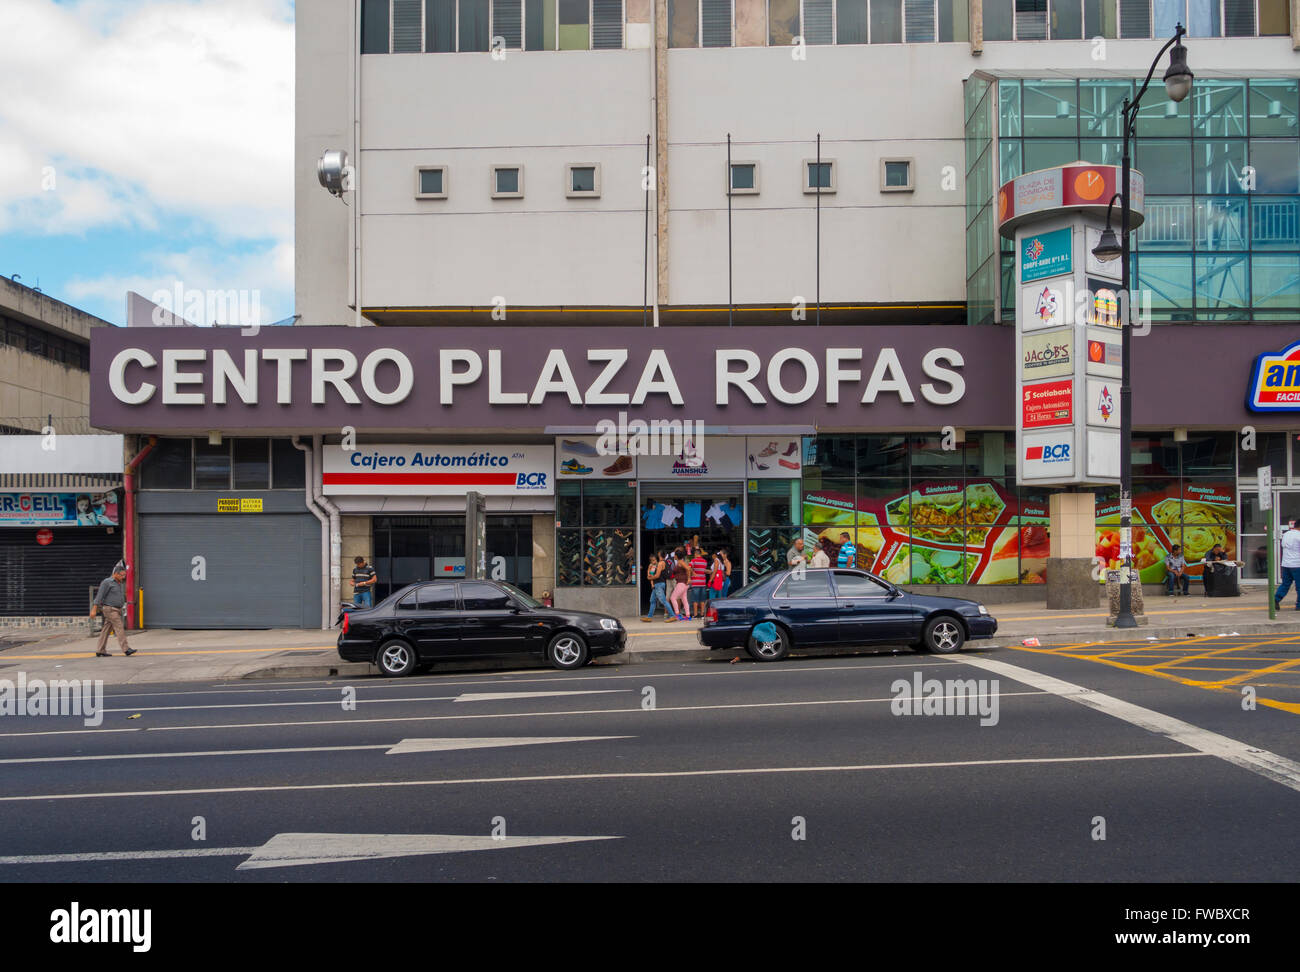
left=778, top=458, right=799, bottom=470
left=758, top=441, right=779, bottom=457
left=562, top=439, right=600, bottom=457
left=561, top=458, right=593, bottom=475
left=603, top=455, right=633, bottom=476
left=749, top=454, right=769, bottom=471
left=782, top=442, right=798, bottom=457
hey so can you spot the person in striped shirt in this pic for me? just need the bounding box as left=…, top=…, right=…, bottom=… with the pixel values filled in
left=837, top=532, right=857, bottom=568
left=689, top=548, right=710, bottom=618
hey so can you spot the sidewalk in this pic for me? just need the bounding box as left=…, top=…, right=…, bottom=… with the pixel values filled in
left=0, top=588, right=1294, bottom=685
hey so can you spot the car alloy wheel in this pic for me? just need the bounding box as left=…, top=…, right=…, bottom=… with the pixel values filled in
left=377, top=639, right=417, bottom=677
left=746, top=625, right=789, bottom=662
left=923, top=617, right=965, bottom=654
left=548, top=632, right=589, bottom=670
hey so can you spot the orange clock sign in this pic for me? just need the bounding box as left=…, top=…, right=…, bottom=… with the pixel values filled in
left=1064, top=165, right=1113, bottom=206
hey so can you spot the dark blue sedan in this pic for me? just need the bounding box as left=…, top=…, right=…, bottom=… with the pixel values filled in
left=697, top=567, right=998, bottom=661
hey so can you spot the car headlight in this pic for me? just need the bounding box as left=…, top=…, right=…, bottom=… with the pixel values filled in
left=977, top=604, right=989, bottom=615
left=598, top=618, right=620, bottom=631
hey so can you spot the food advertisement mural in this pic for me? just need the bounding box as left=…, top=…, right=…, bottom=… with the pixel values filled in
left=1093, top=482, right=1235, bottom=583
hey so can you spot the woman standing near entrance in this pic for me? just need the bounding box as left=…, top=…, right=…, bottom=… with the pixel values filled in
left=669, top=554, right=691, bottom=620
left=642, top=553, right=671, bottom=622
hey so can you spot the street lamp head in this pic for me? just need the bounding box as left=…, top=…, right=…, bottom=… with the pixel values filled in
left=1092, top=226, right=1124, bottom=263
left=1163, top=36, right=1193, bottom=103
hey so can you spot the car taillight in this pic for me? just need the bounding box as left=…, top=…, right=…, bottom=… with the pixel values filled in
left=706, top=605, right=717, bottom=623
left=342, top=611, right=349, bottom=634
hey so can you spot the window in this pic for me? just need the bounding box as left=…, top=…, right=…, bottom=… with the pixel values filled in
left=461, top=581, right=513, bottom=610
left=193, top=441, right=231, bottom=490
left=361, top=0, right=390, bottom=52
left=493, top=0, right=524, bottom=47
left=232, top=438, right=270, bottom=490
left=460, top=0, right=491, bottom=50
left=418, top=584, right=458, bottom=610
left=141, top=438, right=191, bottom=490
left=592, top=0, right=625, bottom=47
left=777, top=571, right=832, bottom=597
left=566, top=163, right=601, bottom=197
left=881, top=157, right=914, bottom=191
left=803, top=0, right=834, bottom=42
left=427, top=0, right=456, bottom=50
left=396, top=590, right=420, bottom=610
left=1119, top=0, right=1151, bottom=36
left=837, top=0, right=868, bottom=41
left=392, top=0, right=424, bottom=50
left=1015, top=0, right=1047, bottom=37
left=271, top=439, right=306, bottom=489
left=871, top=0, right=903, bottom=40
left=492, top=165, right=524, bottom=198
left=1223, top=0, right=1256, bottom=35
left=1049, top=0, right=1082, bottom=37
left=559, top=0, right=591, bottom=47
left=415, top=166, right=447, bottom=199
left=768, top=0, right=799, bottom=43
left=832, top=571, right=890, bottom=596
left=728, top=161, right=759, bottom=194
left=701, top=0, right=734, bottom=45
left=903, top=0, right=937, bottom=40
left=803, top=158, right=836, bottom=193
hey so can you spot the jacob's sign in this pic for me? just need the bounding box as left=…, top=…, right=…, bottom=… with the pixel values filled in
left=1248, top=341, right=1300, bottom=411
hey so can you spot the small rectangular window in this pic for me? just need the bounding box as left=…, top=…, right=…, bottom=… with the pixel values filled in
left=416, top=166, right=448, bottom=198
left=729, top=161, right=759, bottom=193
left=141, top=438, right=192, bottom=490
left=427, top=0, right=456, bottom=50
left=233, top=438, right=270, bottom=490
left=1223, top=0, right=1256, bottom=34
left=271, top=439, right=306, bottom=490
left=701, top=0, right=733, bottom=45
left=1119, top=0, right=1150, bottom=36
left=592, top=0, right=625, bottom=47
left=871, top=0, right=903, bottom=41
left=904, top=0, right=936, bottom=40
left=1014, top=0, right=1047, bottom=36
left=361, top=0, right=390, bottom=53
left=460, top=0, right=491, bottom=50
left=1050, top=0, right=1083, bottom=36
left=803, top=158, right=836, bottom=193
left=392, top=0, right=424, bottom=51
left=559, top=0, right=591, bottom=47
left=493, top=0, right=524, bottom=47
left=837, top=0, right=869, bottom=41
left=493, top=165, right=524, bottom=198
left=881, top=157, right=914, bottom=191
left=193, top=440, right=232, bottom=490
left=567, top=163, right=601, bottom=197
left=803, top=0, right=834, bottom=42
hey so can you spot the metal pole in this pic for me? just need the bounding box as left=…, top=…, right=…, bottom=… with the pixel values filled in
left=643, top=133, right=650, bottom=327
left=727, top=133, right=733, bottom=327
left=1268, top=513, right=1277, bottom=620
left=815, top=133, right=821, bottom=326
left=1116, top=97, right=1136, bottom=628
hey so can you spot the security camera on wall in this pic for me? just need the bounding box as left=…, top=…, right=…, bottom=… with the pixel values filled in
left=316, top=149, right=354, bottom=198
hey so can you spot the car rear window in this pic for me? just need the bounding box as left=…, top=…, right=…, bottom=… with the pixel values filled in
left=418, top=585, right=457, bottom=610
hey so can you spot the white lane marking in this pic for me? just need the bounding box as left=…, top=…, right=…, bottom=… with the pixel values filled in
left=0, top=751, right=1203, bottom=803
left=0, top=745, right=387, bottom=766
left=386, top=735, right=631, bottom=755
left=0, top=691, right=1049, bottom=739
left=141, top=661, right=968, bottom=700
left=951, top=654, right=1300, bottom=794
left=98, top=688, right=631, bottom=715
left=0, top=833, right=619, bottom=869
left=237, top=832, right=619, bottom=869
left=453, top=691, right=628, bottom=702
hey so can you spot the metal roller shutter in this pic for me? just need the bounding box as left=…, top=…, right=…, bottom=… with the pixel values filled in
left=139, top=514, right=320, bottom=628
left=0, top=528, right=122, bottom=616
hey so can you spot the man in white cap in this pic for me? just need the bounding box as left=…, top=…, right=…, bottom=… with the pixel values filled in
left=90, top=561, right=136, bottom=657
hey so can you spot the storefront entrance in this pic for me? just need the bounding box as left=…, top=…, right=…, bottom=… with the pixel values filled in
left=638, top=483, right=743, bottom=613
left=1240, top=490, right=1300, bottom=582
left=373, top=515, right=534, bottom=600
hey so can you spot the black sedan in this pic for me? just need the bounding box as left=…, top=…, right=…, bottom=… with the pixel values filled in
left=337, top=579, right=626, bottom=675
left=697, top=567, right=998, bottom=661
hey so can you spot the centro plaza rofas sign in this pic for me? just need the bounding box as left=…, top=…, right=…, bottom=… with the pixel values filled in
left=90, top=326, right=1011, bottom=431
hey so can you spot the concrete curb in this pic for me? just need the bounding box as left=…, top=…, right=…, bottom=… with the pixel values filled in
left=221, top=616, right=1300, bottom=680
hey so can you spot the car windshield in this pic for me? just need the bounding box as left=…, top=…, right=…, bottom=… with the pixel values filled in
left=500, top=582, right=543, bottom=609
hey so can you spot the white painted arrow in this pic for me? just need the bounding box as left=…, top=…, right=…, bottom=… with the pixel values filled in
left=453, top=690, right=629, bottom=702
left=236, top=832, right=619, bottom=869
left=386, top=735, right=632, bottom=755
left=0, top=832, right=622, bottom=870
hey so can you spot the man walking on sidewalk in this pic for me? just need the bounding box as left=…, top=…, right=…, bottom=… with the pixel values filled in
left=90, top=561, right=135, bottom=657
left=352, top=556, right=377, bottom=609
left=1275, top=519, right=1300, bottom=610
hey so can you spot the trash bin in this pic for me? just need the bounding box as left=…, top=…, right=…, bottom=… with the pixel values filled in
left=1105, top=568, right=1147, bottom=625
left=1204, top=562, right=1240, bottom=598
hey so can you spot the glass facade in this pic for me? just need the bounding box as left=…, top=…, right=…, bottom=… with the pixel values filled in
left=969, top=76, right=1300, bottom=324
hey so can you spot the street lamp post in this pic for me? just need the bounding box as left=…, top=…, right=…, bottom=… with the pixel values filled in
left=1092, top=25, right=1192, bottom=628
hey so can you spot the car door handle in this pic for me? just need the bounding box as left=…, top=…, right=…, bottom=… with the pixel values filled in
left=841, top=603, right=855, bottom=608
left=777, top=604, right=792, bottom=609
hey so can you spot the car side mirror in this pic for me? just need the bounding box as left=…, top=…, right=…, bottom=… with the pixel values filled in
left=887, top=587, right=903, bottom=599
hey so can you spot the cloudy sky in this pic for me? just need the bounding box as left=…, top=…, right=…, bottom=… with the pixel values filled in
left=0, top=0, right=294, bottom=326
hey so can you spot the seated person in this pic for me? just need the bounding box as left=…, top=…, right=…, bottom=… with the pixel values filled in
left=1165, top=545, right=1190, bottom=596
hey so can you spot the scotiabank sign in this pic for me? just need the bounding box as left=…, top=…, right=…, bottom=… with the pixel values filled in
left=90, top=326, right=1008, bottom=431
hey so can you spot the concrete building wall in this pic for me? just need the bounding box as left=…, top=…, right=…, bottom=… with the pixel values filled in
left=0, top=346, right=89, bottom=431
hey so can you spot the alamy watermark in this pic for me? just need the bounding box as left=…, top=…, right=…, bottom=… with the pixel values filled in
left=890, top=672, right=1000, bottom=726
left=0, top=673, right=103, bottom=727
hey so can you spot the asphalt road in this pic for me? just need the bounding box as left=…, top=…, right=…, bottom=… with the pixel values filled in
left=0, top=639, right=1297, bottom=882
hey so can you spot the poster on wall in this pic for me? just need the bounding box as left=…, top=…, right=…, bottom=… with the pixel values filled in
left=555, top=436, right=634, bottom=479
left=322, top=444, right=555, bottom=496
left=744, top=436, right=803, bottom=478
left=0, top=491, right=120, bottom=527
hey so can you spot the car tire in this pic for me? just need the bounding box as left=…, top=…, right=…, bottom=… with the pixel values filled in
left=377, top=639, right=418, bottom=677
left=547, top=632, right=589, bottom=670
left=921, top=616, right=965, bottom=654
left=746, top=624, right=790, bottom=662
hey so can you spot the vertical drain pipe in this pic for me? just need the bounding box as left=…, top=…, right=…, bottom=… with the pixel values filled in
left=293, top=437, right=330, bottom=629
left=313, top=434, right=342, bottom=626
